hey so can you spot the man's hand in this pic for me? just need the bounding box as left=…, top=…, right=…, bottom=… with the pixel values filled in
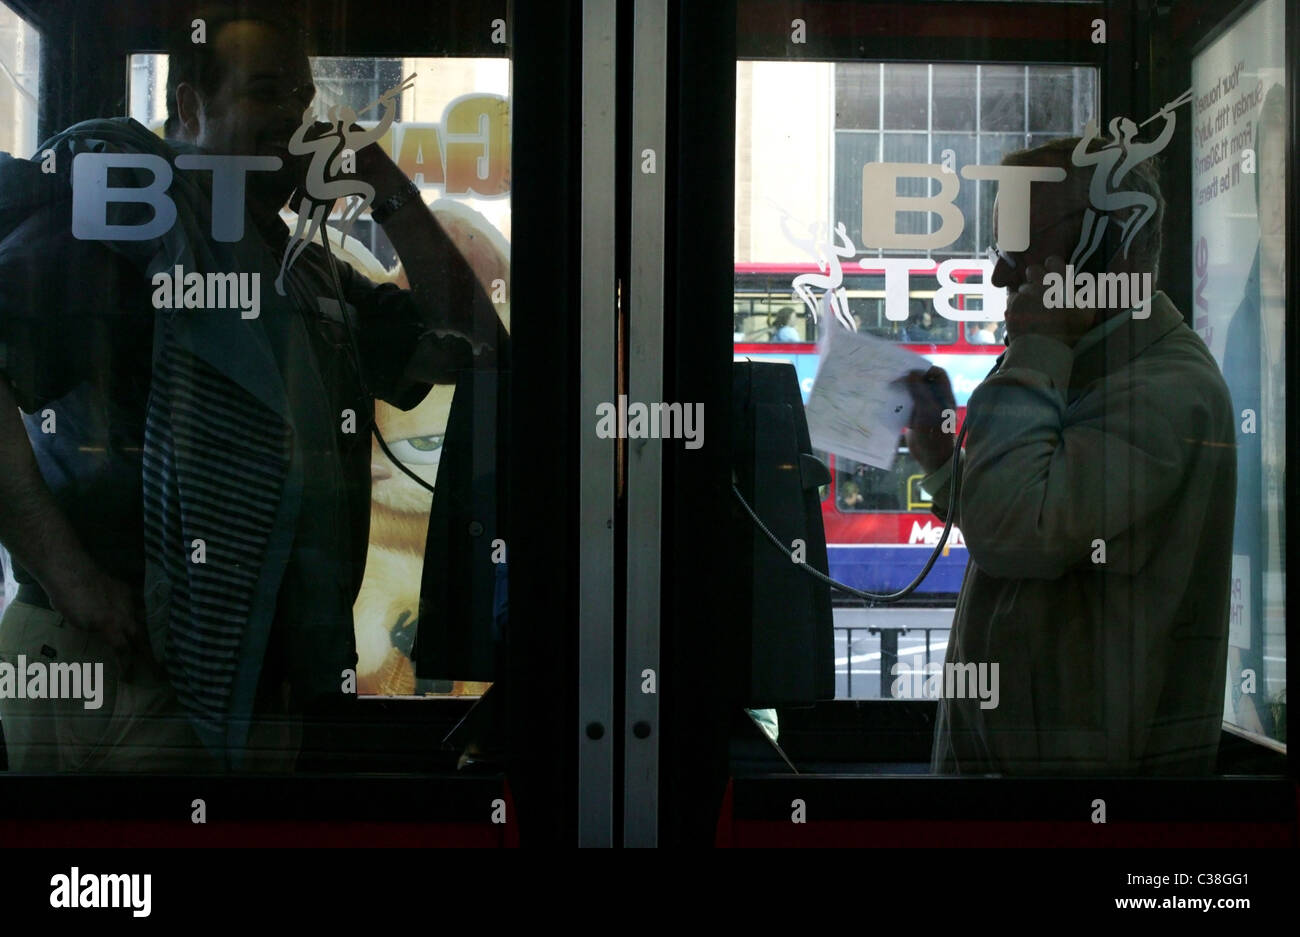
left=46, top=560, right=143, bottom=657
left=899, top=366, right=958, bottom=474
left=348, top=127, right=405, bottom=197
left=363, top=162, right=503, bottom=368
left=1003, top=255, right=1096, bottom=348
left=0, top=380, right=146, bottom=671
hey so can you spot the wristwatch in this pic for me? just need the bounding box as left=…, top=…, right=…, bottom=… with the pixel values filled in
left=372, top=180, right=422, bottom=225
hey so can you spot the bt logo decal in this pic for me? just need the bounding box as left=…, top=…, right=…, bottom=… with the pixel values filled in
left=72, top=153, right=280, bottom=243
left=69, top=93, right=510, bottom=244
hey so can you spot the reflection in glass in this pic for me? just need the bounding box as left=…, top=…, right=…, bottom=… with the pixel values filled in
left=0, top=4, right=39, bottom=158
left=979, top=64, right=1024, bottom=132
left=1207, top=0, right=1288, bottom=746
left=0, top=14, right=511, bottom=774
left=733, top=54, right=1263, bottom=774
left=882, top=63, right=929, bottom=130
left=835, top=62, right=879, bottom=130
left=932, top=65, right=977, bottom=131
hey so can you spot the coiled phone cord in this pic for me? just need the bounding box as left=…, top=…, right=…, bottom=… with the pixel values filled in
left=730, top=417, right=970, bottom=603
left=318, top=215, right=440, bottom=495
left=731, top=353, right=1002, bottom=603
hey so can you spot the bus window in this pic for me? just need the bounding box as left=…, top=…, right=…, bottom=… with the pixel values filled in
left=900, top=301, right=957, bottom=345
left=812, top=448, right=831, bottom=503
left=965, top=320, right=1002, bottom=345
left=734, top=265, right=962, bottom=347
left=835, top=449, right=927, bottom=514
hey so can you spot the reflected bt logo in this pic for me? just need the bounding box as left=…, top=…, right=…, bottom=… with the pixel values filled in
left=782, top=98, right=1191, bottom=326
left=68, top=93, right=510, bottom=244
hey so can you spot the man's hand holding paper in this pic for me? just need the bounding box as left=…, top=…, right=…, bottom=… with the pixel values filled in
left=899, top=366, right=958, bottom=475
left=804, top=321, right=937, bottom=470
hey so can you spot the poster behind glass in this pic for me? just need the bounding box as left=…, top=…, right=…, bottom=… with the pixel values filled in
left=1192, top=0, right=1287, bottom=746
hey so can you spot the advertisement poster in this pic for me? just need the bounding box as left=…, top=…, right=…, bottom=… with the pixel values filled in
left=1191, top=0, right=1287, bottom=744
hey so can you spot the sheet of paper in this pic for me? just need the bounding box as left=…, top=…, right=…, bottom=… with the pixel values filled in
left=805, top=321, right=932, bottom=469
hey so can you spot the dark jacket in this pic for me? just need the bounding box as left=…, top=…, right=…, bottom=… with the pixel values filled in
left=925, top=294, right=1236, bottom=774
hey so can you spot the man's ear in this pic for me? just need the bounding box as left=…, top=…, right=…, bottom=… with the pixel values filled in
left=174, top=82, right=203, bottom=140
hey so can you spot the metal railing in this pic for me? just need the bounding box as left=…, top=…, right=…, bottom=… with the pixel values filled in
left=838, top=623, right=951, bottom=698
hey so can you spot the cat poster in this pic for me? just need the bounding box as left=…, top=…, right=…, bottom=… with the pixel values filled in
left=324, top=201, right=509, bottom=697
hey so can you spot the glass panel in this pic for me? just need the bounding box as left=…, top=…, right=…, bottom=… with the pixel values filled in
left=833, top=130, right=878, bottom=252
left=0, top=5, right=40, bottom=621
left=0, top=12, right=512, bottom=773
left=0, top=2, right=39, bottom=159
left=932, top=65, right=976, bottom=131
left=900, top=301, right=958, bottom=345
left=835, top=62, right=878, bottom=130
left=932, top=132, right=977, bottom=255
left=979, top=64, right=1025, bottom=132
left=127, top=54, right=511, bottom=280
left=977, top=132, right=1027, bottom=251
left=881, top=63, right=928, bottom=131
left=736, top=17, right=1286, bottom=776
left=1194, top=0, right=1288, bottom=748
left=1028, top=65, right=1084, bottom=132
left=118, top=53, right=510, bottom=710
left=882, top=132, right=930, bottom=246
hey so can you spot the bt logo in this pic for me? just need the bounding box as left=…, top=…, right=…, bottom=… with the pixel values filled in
left=71, top=153, right=281, bottom=242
